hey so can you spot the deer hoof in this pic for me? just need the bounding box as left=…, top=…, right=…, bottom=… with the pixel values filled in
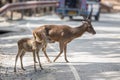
left=53, top=60, right=56, bottom=62
left=35, top=61, right=38, bottom=63
left=48, top=60, right=52, bottom=63
left=65, top=60, right=69, bottom=63
left=22, top=68, right=26, bottom=71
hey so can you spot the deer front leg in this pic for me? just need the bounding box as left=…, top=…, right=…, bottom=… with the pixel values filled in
left=53, top=42, right=64, bottom=62
left=64, top=44, right=69, bottom=62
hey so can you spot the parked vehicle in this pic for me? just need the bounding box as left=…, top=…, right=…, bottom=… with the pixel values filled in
left=56, top=0, right=101, bottom=21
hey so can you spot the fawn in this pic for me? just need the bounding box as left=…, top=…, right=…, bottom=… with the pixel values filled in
left=14, top=32, right=49, bottom=72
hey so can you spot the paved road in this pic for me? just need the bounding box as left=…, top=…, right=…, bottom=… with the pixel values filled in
left=0, top=13, right=120, bottom=80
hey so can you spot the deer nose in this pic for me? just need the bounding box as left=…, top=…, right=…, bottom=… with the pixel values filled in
left=93, top=31, right=96, bottom=35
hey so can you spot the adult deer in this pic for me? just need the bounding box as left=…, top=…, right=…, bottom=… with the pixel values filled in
left=32, top=19, right=96, bottom=62
left=32, top=8, right=95, bottom=62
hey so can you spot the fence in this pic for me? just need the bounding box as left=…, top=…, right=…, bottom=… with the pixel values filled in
left=0, top=0, right=58, bottom=20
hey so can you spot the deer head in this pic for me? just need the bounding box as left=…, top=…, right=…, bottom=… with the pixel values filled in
left=82, top=20, right=96, bottom=35
left=84, top=8, right=96, bottom=35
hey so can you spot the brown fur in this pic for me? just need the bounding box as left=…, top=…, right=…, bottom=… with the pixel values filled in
left=32, top=20, right=96, bottom=62
left=14, top=37, right=46, bottom=72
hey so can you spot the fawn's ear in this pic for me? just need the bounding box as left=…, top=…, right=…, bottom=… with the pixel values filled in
left=40, top=31, right=47, bottom=41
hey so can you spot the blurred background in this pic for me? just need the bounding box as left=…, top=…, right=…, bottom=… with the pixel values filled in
left=0, top=0, right=120, bottom=20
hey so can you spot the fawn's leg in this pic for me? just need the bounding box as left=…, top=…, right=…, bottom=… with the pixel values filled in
left=42, top=44, right=51, bottom=62
left=34, top=52, right=38, bottom=63
left=33, top=50, right=37, bottom=71
left=14, top=49, right=22, bottom=72
left=20, top=50, right=26, bottom=71
left=36, top=50, right=43, bottom=70
left=32, top=41, right=38, bottom=63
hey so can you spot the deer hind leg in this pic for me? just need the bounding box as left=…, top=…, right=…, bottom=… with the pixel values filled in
left=14, top=49, right=22, bottom=72
left=42, top=44, right=51, bottom=63
left=36, top=50, right=43, bottom=70
left=20, top=50, right=26, bottom=71
left=53, top=42, right=64, bottom=62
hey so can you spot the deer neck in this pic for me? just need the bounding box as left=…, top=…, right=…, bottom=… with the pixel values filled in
left=72, top=24, right=87, bottom=38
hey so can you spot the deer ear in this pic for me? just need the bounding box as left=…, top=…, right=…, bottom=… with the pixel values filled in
left=82, top=21, right=86, bottom=24
left=87, top=19, right=91, bottom=24
left=83, top=22, right=88, bottom=28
